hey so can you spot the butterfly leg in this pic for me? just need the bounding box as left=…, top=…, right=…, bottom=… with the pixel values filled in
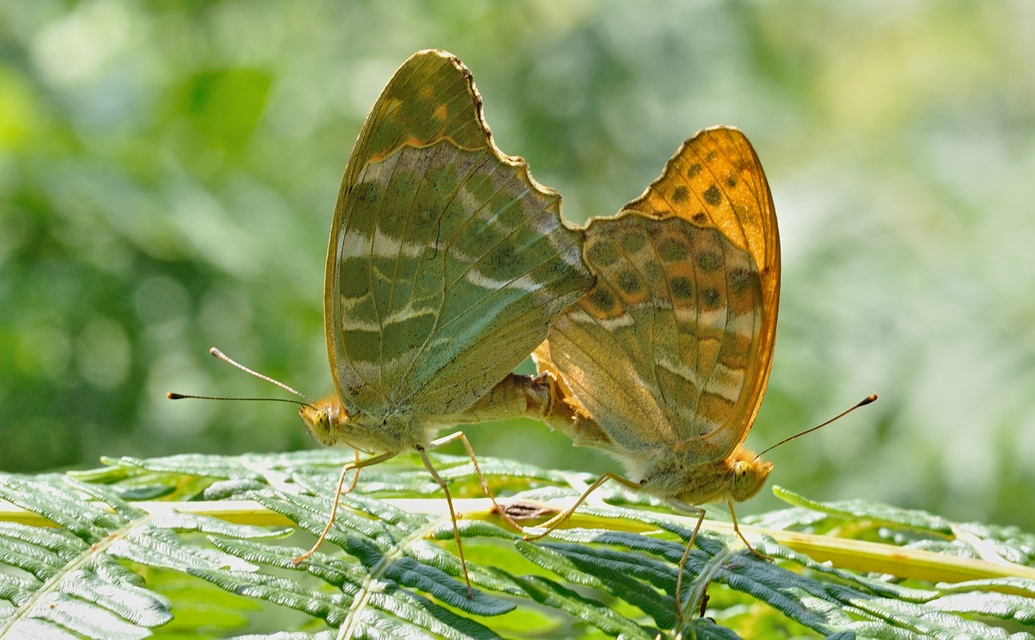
left=428, top=430, right=523, bottom=532
left=292, top=450, right=393, bottom=565
left=345, top=448, right=362, bottom=493
left=727, top=499, right=767, bottom=559
left=416, top=446, right=474, bottom=598
left=523, top=471, right=641, bottom=541
left=674, top=506, right=708, bottom=623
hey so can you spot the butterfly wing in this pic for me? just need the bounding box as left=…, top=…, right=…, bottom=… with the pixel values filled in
left=536, top=127, right=778, bottom=463
left=327, top=50, right=592, bottom=420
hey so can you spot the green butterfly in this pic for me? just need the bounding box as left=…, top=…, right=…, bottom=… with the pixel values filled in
left=297, top=50, right=593, bottom=587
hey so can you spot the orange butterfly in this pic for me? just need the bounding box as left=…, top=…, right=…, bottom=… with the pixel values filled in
left=530, top=127, right=779, bottom=611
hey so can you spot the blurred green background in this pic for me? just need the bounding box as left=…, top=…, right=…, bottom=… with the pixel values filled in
left=2, top=2, right=1034, bottom=532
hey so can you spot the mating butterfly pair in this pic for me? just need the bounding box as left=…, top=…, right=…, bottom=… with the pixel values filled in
left=290, top=49, right=781, bottom=606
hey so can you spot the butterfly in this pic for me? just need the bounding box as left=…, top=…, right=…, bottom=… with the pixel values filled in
left=294, top=50, right=593, bottom=591
left=529, top=126, right=779, bottom=612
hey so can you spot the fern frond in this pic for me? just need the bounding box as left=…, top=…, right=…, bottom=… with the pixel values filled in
left=1, top=453, right=1033, bottom=639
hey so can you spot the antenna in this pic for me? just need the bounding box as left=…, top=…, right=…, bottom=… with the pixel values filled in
left=166, top=347, right=314, bottom=406
left=753, top=394, right=877, bottom=460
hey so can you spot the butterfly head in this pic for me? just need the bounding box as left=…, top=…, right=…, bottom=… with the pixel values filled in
left=299, top=395, right=348, bottom=447
left=730, top=448, right=773, bottom=502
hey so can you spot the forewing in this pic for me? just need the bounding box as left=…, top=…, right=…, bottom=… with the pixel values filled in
left=625, top=128, right=778, bottom=292
left=327, top=50, right=592, bottom=419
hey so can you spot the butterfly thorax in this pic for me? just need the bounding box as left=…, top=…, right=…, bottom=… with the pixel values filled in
left=299, top=396, right=426, bottom=455
left=636, top=446, right=773, bottom=506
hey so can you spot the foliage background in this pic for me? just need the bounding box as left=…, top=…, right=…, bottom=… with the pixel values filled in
left=1, top=1, right=1034, bottom=534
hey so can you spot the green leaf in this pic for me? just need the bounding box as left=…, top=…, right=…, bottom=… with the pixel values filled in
left=2, top=454, right=1034, bottom=638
